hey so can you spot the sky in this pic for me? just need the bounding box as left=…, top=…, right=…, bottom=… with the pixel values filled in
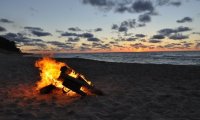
left=0, top=0, right=200, bottom=53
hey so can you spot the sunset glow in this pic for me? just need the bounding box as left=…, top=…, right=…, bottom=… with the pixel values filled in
left=0, top=0, right=200, bottom=53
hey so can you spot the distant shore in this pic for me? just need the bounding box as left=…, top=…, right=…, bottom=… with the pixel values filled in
left=0, top=54, right=200, bottom=120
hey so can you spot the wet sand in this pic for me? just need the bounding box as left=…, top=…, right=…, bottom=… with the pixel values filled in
left=0, top=54, right=200, bottom=120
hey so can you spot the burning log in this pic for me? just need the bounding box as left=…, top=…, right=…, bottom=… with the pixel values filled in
left=35, top=57, right=104, bottom=96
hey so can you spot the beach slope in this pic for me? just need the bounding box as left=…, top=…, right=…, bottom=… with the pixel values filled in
left=0, top=54, right=200, bottom=120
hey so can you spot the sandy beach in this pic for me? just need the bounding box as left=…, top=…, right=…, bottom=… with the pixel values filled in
left=0, top=53, right=200, bottom=120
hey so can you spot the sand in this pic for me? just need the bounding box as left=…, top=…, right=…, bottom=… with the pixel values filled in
left=0, top=53, right=200, bottom=120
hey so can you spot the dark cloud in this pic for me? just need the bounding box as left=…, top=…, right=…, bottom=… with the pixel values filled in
left=0, top=26, right=6, bottom=32
left=68, top=37, right=80, bottom=42
left=82, top=0, right=182, bottom=15
left=152, top=34, right=165, bottom=39
left=61, top=32, right=94, bottom=38
left=1, top=32, right=47, bottom=49
left=61, top=32, right=78, bottom=37
left=111, top=24, right=119, bottom=30
left=68, top=27, right=81, bottom=31
left=181, top=42, right=193, bottom=48
left=164, top=43, right=181, bottom=49
left=2, top=32, right=18, bottom=38
left=156, top=0, right=182, bottom=7
left=80, top=46, right=92, bottom=51
left=47, top=41, right=73, bottom=49
left=24, top=26, right=51, bottom=37
left=82, top=43, right=91, bottom=47
left=109, top=41, right=118, bottom=44
left=149, top=39, right=161, bottom=43
left=82, top=0, right=113, bottom=7
left=170, top=1, right=181, bottom=7
left=192, top=32, right=200, bottom=35
left=158, top=28, right=175, bottom=36
left=156, top=0, right=171, bottom=6
left=130, top=43, right=148, bottom=49
left=92, top=42, right=110, bottom=49
left=132, top=0, right=154, bottom=13
left=176, top=26, right=191, bottom=32
left=135, top=34, right=146, bottom=38
left=138, top=14, right=151, bottom=23
left=118, top=26, right=128, bottom=32
left=80, top=33, right=94, bottom=38
left=137, top=23, right=146, bottom=27
left=115, top=4, right=129, bottom=13
left=177, top=17, right=193, bottom=23
left=125, top=37, right=137, bottom=41
left=158, top=26, right=192, bottom=36
left=169, top=34, right=189, bottom=40
left=31, top=31, right=52, bottom=37
left=23, top=42, right=47, bottom=49
left=112, top=19, right=137, bottom=32
left=24, top=26, right=43, bottom=31
left=87, top=37, right=101, bottom=42
left=0, top=18, right=14, bottom=23
left=94, top=28, right=103, bottom=32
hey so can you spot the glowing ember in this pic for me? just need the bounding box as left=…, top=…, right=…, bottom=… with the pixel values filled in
left=35, top=57, right=92, bottom=95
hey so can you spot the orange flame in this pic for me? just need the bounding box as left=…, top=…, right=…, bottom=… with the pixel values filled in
left=35, top=57, right=92, bottom=95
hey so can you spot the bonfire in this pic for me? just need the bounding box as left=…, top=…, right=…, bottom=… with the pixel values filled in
left=35, top=57, right=103, bottom=96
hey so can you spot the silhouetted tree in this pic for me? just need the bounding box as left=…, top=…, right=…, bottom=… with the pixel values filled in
left=0, top=36, right=21, bottom=53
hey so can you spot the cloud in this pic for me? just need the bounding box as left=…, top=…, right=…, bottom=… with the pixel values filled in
left=137, top=23, right=146, bottom=27
left=112, top=19, right=137, bottom=32
left=94, top=28, right=103, bottom=32
left=149, top=39, right=162, bottom=43
left=0, top=18, right=14, bottom=23
left=23, top=42, right=47, bottom=49
left=68, top=27, right=81, bottom=31
left=152, top=34, right=165, bottom=39
left=80, top=46, right=92, bottom=51
left=24, top=26, right=43, bottom=31
left=61, top=32, right=94, bottom=38
left=177, top=17, right=193, bottom=23
left=80, top=33, right=94, bottom=38
left=138, top=14, right=151, bottom=23
left=130, top=43, right=148, bottom=49
left=176, top=26, right=191, bottom=32
left=111, top=24, right=119, bottom=30
left=68, top=37, right=80, bottom=42
left=163, top=42, right=192, bottom=49
left=156, top=0, right=182, bottom=7
left=1, top=32, right=47, bottom=49
left=158, top=28, right=175, bottom=36
left=24, top=26, right=52, bottom=37
left=87, top=37, right=101, bottom=42
left=170, top=1, right=181, bottom=7
left=192, top=32, right=200, bottom=35
left=118, top=26, right=128, bottom=32
left=126, top=37, right=138, bottom=41
left=181, top=42, right=193, bottom=48
left=135, top=34, right=146, bottom=38
left=0, top=26, right=6, bottom=32
left=195, top=43, right=200, bottom=49
left=169, top=34, right=189, bottom=40
left=164, top=43, right=181, bottom=49
left=82, top=0, right=114, bottom=7
left=47, top=41, right=73, bottom=49
left=92, top=42, right=110, bottom=49
left=158, top=26, right=192, bottom=36
left=131, top=0, right=154, bottom=13
left=31, top=31, right=52, bottom=37
left=61, top=32, right=78, bottom=37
